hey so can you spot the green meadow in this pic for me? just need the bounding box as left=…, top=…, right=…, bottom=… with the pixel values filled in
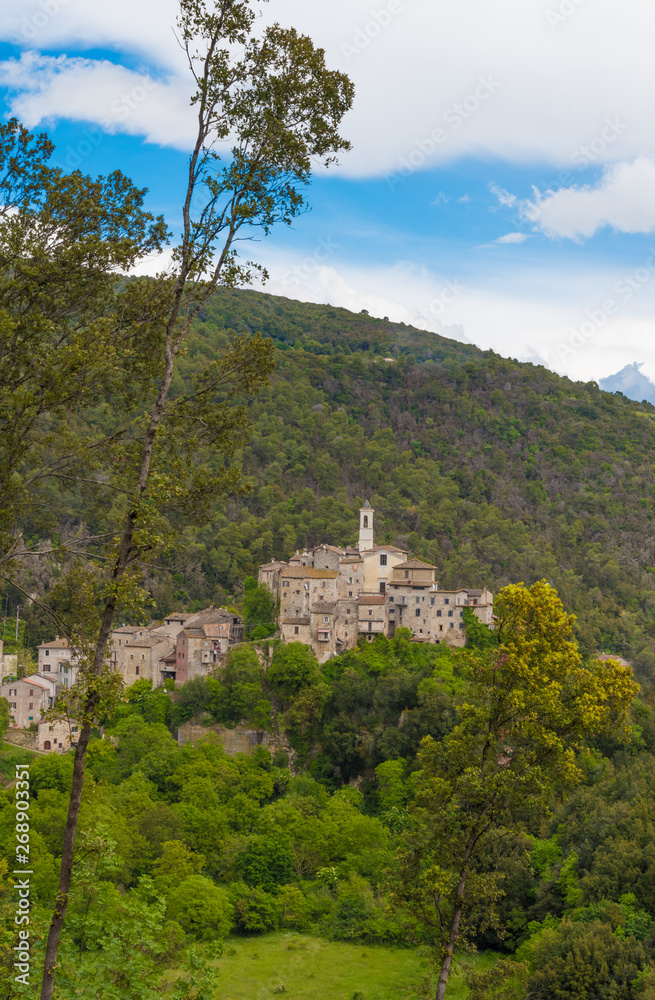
left=212, top=934, right=497, bottom=1000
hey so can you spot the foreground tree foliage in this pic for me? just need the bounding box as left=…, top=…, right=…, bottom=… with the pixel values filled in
left=0, top=2, right=354, bottom=995
left=393, top=581, right=638, bottom=1000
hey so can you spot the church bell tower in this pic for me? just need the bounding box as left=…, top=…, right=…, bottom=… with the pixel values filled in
left=358, top=501, right=374, bottom=552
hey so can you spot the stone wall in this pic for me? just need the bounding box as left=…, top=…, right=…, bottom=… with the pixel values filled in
left=4, top=730, right=38, bottom=750
left=178, top=721, right=270, bottom=756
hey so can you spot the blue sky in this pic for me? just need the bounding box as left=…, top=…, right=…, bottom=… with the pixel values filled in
left=2, top=0, right=655, bottom=383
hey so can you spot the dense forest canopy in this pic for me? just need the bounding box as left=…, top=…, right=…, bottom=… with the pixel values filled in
left=13, top=287, right=655, bottom=686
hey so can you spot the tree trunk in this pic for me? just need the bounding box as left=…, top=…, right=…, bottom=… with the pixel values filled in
left=435, top=869, right=468, bottom=1000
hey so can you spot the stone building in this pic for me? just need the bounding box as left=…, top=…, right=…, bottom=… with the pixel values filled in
left=259, top=501, right=494, bottom=660
left=109, top=606, right=244, bottom=688
left=37, top=637, right=78, bottom=689
left=1, top=675, right=54, bottom=728
left=38, top=718, right=79, bottom=752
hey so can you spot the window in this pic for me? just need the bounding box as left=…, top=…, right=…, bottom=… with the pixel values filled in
left=431, top=597, right=435, bottom=605
left=28, top=703, right=33, bottom=710
left=379, top=554, right=387, bottom=567
left=405, top=570, right=409, bottom=578
left=444, top=598, right=450, bottom=605
left=28, top=717, right=33, bottom=721
left=460, top=623, right=465, bottom=630
left=450, top=623, right=454, bottom=629
left=415, top=609, right=421, bottom=617
left=347, top=608, right=351, bottom=614
left=322, top=581, right=327, bottom=589
left=369, top=609, right=373, bottom=616
left=283, top=581, right=289, bottom=588
left=416, top=597, right=420, bottom=604
left=436, top=610, right=442, bottom=618
left=136, top=665, right=140, bottom=676
left=349, top=591, right=353, bottom=597
left=43, top=663, right=50, bottom=671
left=294, top=626, right=299, bottom=635
left=363, top=515, right=369, bottom=528
left=323, top=617, right=330, bottom=623
left=29, top=689, right=33, bottom=696
left=45, top=649, right=49, bottom=657
left=439, top=625, right=443, bottom=632
left=348, top=577, right=353, bottom=584
left=448, top=611, right=453, bottom=618
left=459, top=611, right=464, bottom=618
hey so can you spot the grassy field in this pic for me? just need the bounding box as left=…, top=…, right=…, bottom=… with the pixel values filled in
left=0, top=742, right=38, bottom=784
left=213, top=933, right=498, bottom=1000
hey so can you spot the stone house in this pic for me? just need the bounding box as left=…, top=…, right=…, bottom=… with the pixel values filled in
left=38, top=718, right=79, bottom=752
left=37, top=636, right=78, bottom=689
left=1, top=676, right=53, bottom=728
left=259, top=501, right=494, bottom=659
left=173, top=608, right=244, bottom=686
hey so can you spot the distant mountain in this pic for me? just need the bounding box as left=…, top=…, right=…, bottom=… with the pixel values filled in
left=599, top=362, right=655, bottom=406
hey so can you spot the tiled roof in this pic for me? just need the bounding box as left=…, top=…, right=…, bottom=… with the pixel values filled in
left=21, top=676, right=51, bottom=691
left=259, top=561, right=288, bottom=571
left=358, top=594, right=386, bottom=605
left=111, top=625, right=142, bottom=634
left=395, top=559, right=437, bottom=570
left=157, top=644, right=176, bottom=662
left=37, top=637, right=71, bottom=648
left=280, top=567, right=339, bottom=580
left=311, top=603, right=336, bottom=614
left=282, top=617, right=310, bottom=626
left=597, top=653, right=632, bottom=667
left=184, top=608, right=240, bottom=628
left=164, top=612, right=191, bottom=621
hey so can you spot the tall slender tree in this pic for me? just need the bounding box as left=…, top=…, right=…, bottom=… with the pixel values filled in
left=6, top=4, right=353, bottom=997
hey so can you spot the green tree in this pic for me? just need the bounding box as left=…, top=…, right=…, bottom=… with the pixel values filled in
left=394, top=581, right=638, bottom=1000
left=166, top=875, right=233, bottom=941
left=36, top=2, right=352, bottom=994
left=0, top=699, right=8, bottom=743
left=267, top=643, right=321, bottom=704
left=242, top=577, right=276, bottom=638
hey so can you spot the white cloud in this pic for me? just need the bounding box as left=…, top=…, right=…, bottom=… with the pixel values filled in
left=522, top=158, right=655, bottom=239
left=1, top=0, right=655, bottom=177
left=495, top=232, right=529, bottom=244
left=0, top=52, right=195, bottom=149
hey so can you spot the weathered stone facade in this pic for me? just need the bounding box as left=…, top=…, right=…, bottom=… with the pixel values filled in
left=259, top=502, right=494, bottom=660
left=177, top=721, right=270, bottom=755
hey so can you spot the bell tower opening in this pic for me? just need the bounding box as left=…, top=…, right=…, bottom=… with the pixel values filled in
left=359, top=501, right=375, bottom=552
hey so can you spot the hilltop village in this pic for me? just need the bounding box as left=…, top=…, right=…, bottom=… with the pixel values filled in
left=259, top=502, right=493, bottom=662
left=0, top=502, right=492, bottom=737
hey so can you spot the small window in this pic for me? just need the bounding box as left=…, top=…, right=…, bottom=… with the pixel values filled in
left=283, top=581, right=289, bottom=588
left=460, top=623, right=465, bottom=630
left=322, top=581, right=327, bottom=589
left=369, top=609, right=373, bottom=616
left=437, top=610, right=442, bottom=618
left=45, top=650, right=49, bottom=657
left=448, top=611, right=453, bottom=618
left=28, top=716, right=33, bottom=721
left=415, top=609, right=420, bottom=617
left=405, top=570, right=409, bottom=578
left=348, top=577, right=353, bottom=584
left=29, top=689, right=33, bottom=696
left=444, top=598, right=450, bottom=605
left=460, top=611, right=464, bottom=618
left=439, top=625, right=443, bottom=632
left=43, top=664, right=50, bottom=672
left=431, top=597, right=435, bottom=605
left=294, top=626, right=299, bottom=635
left=136, top=665, right=140, bottom=676
left=349, top=591, right=353, bottom=597
left=450, top=623, right=454, bottom=629
left=28, top=703, right=33, bottom=710
left=379, top=554, right=387, bottom=567
left=363, top=515, right=369, bottom=528
left=416, top=597, right=420, bottom=604
left=324, top=616, right=330, bottom=623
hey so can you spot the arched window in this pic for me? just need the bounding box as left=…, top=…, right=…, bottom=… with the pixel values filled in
left=363, top=516, right=368, bottom=528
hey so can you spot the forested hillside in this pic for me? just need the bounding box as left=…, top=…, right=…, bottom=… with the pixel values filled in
left=13, top=287, right=655, bottom=682
left=163, top=290, right=655, bottom=681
